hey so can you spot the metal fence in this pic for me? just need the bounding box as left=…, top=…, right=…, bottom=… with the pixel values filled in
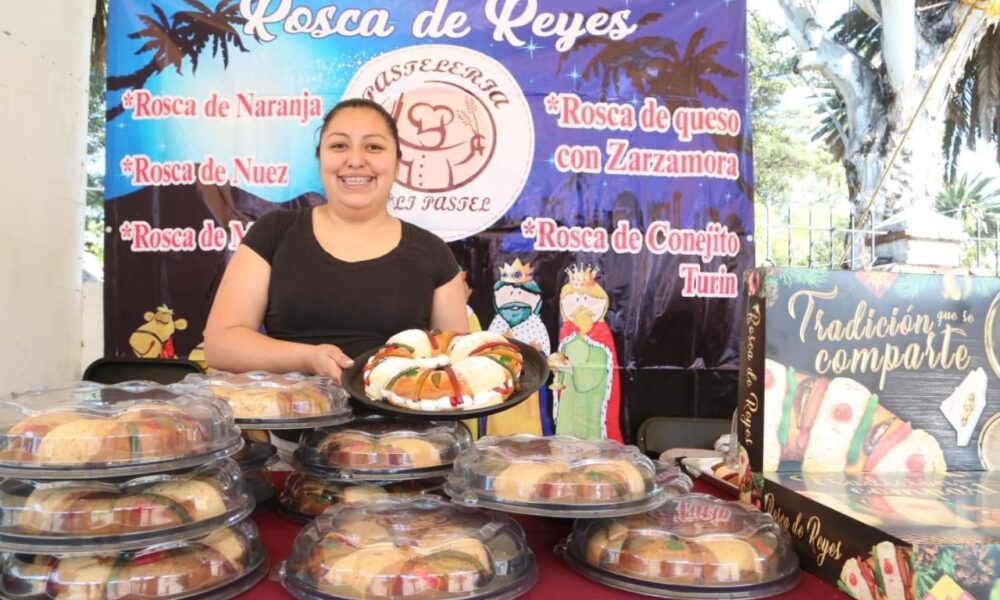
left=756, top=202, right=1000, bottom=274
left=755, top=202, right=883, bottom=270
left=961, top=227, right=1000, bottom=276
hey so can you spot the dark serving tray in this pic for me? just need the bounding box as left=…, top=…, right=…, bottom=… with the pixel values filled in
left=341, top=338, right=549, bottom=421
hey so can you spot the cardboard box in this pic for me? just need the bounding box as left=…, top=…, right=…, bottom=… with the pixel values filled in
left=735, top=267, right=1000, bottom=598
left=738, top=267, right=1000, bottom=474
left=759, top=471, right=1000, bottom=599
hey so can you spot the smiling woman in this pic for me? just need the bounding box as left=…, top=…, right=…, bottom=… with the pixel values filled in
left=203, top=98, right=469, bottom=382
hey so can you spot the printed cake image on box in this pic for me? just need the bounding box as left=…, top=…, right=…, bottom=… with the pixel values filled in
left=738, top=268, right=1000, bottom=475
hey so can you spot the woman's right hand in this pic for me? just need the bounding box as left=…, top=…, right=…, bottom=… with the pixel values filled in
left=310, top=344, right=355, bottom=381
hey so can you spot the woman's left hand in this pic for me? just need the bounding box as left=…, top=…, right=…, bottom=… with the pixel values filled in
left=309, top=344, right=355, bottom=382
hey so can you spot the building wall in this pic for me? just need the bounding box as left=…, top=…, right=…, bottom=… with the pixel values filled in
left=0, top=0, right=94, bottom=396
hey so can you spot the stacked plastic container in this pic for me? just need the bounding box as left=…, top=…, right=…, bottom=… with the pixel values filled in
left=181, top=371, right=353, bottom=506
left=279, top=496, right=538, bottom=600
left=0, top=381, right=268, bottom=600
left=269, top=329, right=548, bottom=600
left=445, top=434, right=799, bottom=598
left=269, top=327, right=799, bottom=599
left=557, top=493, right=800, bottom=598
left=445, top=434, right=692, bottom=517
left=276, top=414, right=463, bottom=521
left=232, top=436, right=279, bottom=505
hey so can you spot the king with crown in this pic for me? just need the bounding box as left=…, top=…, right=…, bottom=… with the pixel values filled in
left=550, top=264, right=623, bottom=442
left=483, top=258, right=553, bottom=436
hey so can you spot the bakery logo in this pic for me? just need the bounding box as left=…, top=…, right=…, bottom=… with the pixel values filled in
left=344, top=44, right=534, bottom=242
left=672, top=500, right=734, bottom=525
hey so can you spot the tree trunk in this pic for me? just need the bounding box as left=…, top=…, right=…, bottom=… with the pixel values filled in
left=777, top=1, right=992, bottom=238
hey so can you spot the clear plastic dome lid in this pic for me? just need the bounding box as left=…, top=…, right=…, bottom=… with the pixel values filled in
left=0, top=382, right=242, bottom=478
left=278, top=471, right=445, bottom=521
left=280, top=497, right=537, bottom=600
left=182, top=371, right=352, bottom=429
left=559, top=493, right=800, bottom=598
left=0, top=518, right=267, bottom=600
left=294, top=416, right=472, bottom=480
left=445, top=435, right=669, bottom=517
left=651, top=461, right=695, bottom=496
left=0, top=458, right=254, bottom=553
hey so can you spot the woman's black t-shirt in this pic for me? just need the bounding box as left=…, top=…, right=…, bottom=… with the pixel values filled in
left=240, top=207, right=459, bottom=358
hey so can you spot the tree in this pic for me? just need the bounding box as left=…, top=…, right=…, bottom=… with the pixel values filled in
left=748, top=12, right=846, bottom=213
left=86, top=0, right=108, bottom=265
left=86, top=65, right=106, bottom=264
left=748, top=11, right=849, bottom=266
left=776, top=1, right=999, bottom=232
left=934, top=173, right=1000, bottom=234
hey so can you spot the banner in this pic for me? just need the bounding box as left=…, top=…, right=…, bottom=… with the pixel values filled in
left=105, top=0, right=753, bottom=440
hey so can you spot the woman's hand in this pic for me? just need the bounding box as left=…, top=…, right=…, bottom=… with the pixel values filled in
left=309, top=344, right=355, bottom=381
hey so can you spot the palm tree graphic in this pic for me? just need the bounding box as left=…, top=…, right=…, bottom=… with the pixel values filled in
left=553, top=10, right=746, bottom=205
left=107, top=0, right=254, bottom=121
left=557, top=12, right=738, bottom=108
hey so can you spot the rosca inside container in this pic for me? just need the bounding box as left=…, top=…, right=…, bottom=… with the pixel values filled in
left=445, top=434, right=670, bottom=517
left=279, top=497, right=537, bottom=600
left=0, top=458, right=253, bottom=553
left=293, top=416, right=472, bottom=480
left=0, top=518, right=267, bottom=600
left=0, top=381, right=242, bottom=478
left=558, top=493, right=800, bottom=599
left=183, top=371, right=352, bottom=429
left=278, top=471, right=445, bottom=521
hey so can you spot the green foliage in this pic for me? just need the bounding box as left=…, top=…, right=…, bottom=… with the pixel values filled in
left=944, top=25, right=1000, bottom=181
left=774, top=268, right=829, bottom=288
left=933, top=173, right=1000, bottom=271
left=934, top=173, right=1000, bottom=236
left=939, top=546, right=957, bottom=576
left=749, top=11, right=801, bottom=211
left=914, top=563, right=937, bottom=600
left=85, top=56, right=106, bottom=265
left=748, top=11, right=848, bottom=266
left=892, top=274, right=936, bottom=300
left=754, top=200, right=852, bottom=268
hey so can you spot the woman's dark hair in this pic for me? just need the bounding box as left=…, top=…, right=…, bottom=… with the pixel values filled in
left=315, top=98, right=402, bottom=159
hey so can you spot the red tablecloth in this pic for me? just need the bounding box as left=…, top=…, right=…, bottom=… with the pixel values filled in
left=241, top=473, right=849, bottom=599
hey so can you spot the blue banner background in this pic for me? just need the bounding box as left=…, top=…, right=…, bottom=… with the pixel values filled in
left=105, top=0, right=753, bottom=437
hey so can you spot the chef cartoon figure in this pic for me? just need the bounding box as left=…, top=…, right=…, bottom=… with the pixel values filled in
left=391, top=87, right=494, bottom=192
